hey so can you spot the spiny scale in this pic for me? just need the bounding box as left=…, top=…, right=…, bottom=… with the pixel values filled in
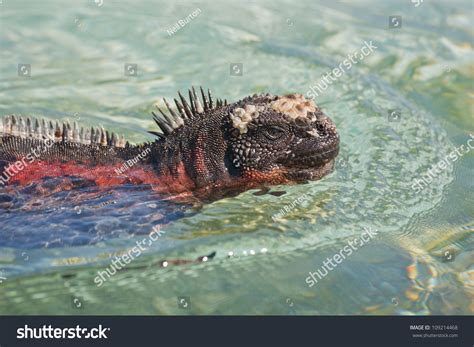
left=0, top=115, right=127, bottom=148
left=0, top=87, right=224, bottom=146
left=151, top=86, right=227, bottom=138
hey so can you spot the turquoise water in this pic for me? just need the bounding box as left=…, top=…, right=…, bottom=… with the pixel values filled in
left=0, top=0, right=473, bottom=314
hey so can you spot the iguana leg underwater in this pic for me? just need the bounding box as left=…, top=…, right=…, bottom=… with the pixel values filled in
left=0, top=87, right=339, bottom=197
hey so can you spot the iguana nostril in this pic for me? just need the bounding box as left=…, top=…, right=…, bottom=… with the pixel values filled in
left=294, top=117, right=310, bottom=128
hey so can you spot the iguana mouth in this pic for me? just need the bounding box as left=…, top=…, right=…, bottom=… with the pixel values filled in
left=277, top=136, right=340, bottom=167
left=285, top=146, right=339, bottom=167
left=277, top=140, right=339, bottom=182
left=283, top=161, right=336, bottom=182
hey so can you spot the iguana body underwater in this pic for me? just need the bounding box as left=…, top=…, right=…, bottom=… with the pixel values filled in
left=0, top=87, right=339, bottom=198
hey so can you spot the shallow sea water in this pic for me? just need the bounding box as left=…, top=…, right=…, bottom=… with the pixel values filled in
left=0, top=0, right=473, bottom=314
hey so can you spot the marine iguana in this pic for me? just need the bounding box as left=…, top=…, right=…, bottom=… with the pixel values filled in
left=0, top=87, right=339, bottom=198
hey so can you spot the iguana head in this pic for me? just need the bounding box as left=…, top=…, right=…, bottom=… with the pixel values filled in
left=225, top=93, right=339, bottom=184
left=153, top=88, right=339, bottom=191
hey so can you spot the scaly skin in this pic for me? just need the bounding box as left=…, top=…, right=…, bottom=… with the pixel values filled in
left=0, top=87, right=339, bottom=198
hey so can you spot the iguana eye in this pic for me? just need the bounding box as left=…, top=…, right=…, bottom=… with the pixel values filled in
left=263, top=126, right=286, bottom=140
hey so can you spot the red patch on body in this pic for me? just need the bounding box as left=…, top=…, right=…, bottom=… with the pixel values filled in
left=151, top=162, right=196, bottom=193
left=242, top=168, right=288, bottom=185
left=4, top=160, right=195, bottom=192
